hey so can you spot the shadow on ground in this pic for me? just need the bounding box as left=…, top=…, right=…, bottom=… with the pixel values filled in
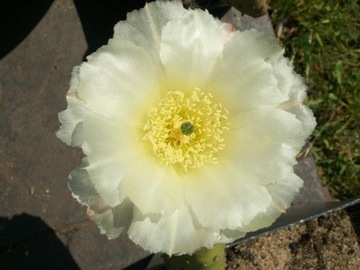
left=0, top=0, right=148, bottom=60
left=74, top=0, right=147, bottom=58
left=0, top=0, right=54, bottom=60
left=347, top=204, right=360, bottom=243
left=0, top=213, right=79, bottom=270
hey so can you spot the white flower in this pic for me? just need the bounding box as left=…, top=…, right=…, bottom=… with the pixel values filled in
left=56, top=0, right=316, bottom=255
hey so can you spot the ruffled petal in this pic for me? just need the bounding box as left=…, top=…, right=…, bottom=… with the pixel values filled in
left=92, top=199, right=135, bottom=239
left=212, top=30, right=288, bottom=111
left=75, top=39, right=164, bottom=122
left=128, top=206, right=218, bottom=255
left=114, top=0, right=185, bottom=62
left=69, top=163, right=134, bottom=238
left=160, top=8, right=228, bottom=92
left=218, top=229, right=246, bottom=244
left=287, top=104, right=316, bottom=139
left=119, top=160, right=184, bottom=215
left=56, top=67, right=88, bottom=146
left=220, top=108, right=303, bottom=187
left=80, top=113, right=146, bottom=207
left=265, top=172, right=303, bottom=210
left=69, top=159, right=102, bottom=207
left=184, top=165, right=271, bottom=231
left=219, top=173, right=302, bottom=239
left=269, top=54, right=316, bottom=136
left=239, top=172, right=303, bottom=233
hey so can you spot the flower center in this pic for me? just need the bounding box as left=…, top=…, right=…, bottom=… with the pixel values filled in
left=180, top=122, right=194, bottom=135
left=143, top=89, right=230, bottom=172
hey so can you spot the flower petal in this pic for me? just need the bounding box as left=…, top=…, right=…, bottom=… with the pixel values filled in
left=80, top=113, right=146, bottom=207
left=68, top=159, right=102, bottom=207
left=69, top=162, right=134, bottom=238
left=218, top=229, right=246, bottom=244
left=184, top=165, right=271, bottom=231
left=219, top=172, right=302, bottom=239
left=266, top=172, right=303, bottom=210
left=160, top=8, right=228, bottom=92
left=212, top=30, right=288, bottom=111
left=128, top=206, right=218, bottom=255
left=114, top=0, right=185, bottom=62
left=277, top=70, right=316, bottom=135
left=92, top=199, right=135, bottom=239
left=239, top=172, right=303, bottom=233
left=75, top=39, right=163, bottom=122
left=56, top=67, right=88, bottom=146
left=120, top=161, right=184, bottom=215
left=268, top=54, right=316, bottom=135
left=221, top=108, right=303, bottom=186
left=287, top=104, right=316, bottom=139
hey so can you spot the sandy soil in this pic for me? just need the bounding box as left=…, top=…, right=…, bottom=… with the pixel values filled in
left=226, top=206, right=360, bottom=269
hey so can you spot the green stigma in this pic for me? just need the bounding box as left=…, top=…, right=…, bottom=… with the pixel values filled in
left=180, top=122, right=194, bottom=135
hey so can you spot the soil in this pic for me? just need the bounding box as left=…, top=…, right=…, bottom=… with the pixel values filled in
left=226, top=206, right=360, bottom=269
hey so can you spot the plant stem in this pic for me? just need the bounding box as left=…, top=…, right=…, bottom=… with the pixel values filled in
left=162, top=243, right=227, bottom=270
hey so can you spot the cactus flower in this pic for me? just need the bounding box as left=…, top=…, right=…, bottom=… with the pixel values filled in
left=57, top=0, right=316, bottom=255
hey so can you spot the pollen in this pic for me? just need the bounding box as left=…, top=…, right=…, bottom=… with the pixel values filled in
left=143, top=89, right=230, bottom=172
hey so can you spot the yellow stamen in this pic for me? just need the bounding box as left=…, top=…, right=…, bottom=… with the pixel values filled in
left=143, top=89, right=230, bottom=172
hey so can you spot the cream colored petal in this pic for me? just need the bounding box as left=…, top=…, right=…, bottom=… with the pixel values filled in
left=68, top=159, right=102, bottom=207
left=184, top=164, right=271, bottom=231
left=128, top=206, right=218, bottom=255
left=114, top=0, right=185, bottom=62
left=80, top=113, right=146, bottom=207
left=119, top=160, right=184, bottom=215
left=218, top=229, right=246, bottom=244
left=91, top=209, right=122, bottom=239
left=212, top=30, right=288, bottom=112
left=228, top=29, right=282, bottom=60
left=233, top=107, right=306, bottom=149
left=159, top=8, right=228, bottom=92
left=75, top=39, right=163, bottom=122
left=239, top=172, right=302, bottom=233
left=91, top=198, right=135, bottom=239
left=238, top=205, right=281, bottom=233
left=221, top=108, right=303, bottom=186
left=56, top=67, right=88, bottom=146
left=218, top=203, right=282, bottom=243
left=286, top=104, right=316, bottom=139
left=69, top=159, right=135, bottom=239
left=266, top=172, right=303, bottom=210
left=270, top=54, right=316, bottom=136
left=219, top=173, right=302, bottom=239
left=268, top=55, right=296, bottom=97
left=56, top=97, right=87, bottom=146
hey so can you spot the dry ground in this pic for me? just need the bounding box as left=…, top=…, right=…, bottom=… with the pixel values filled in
left=226, top=206, right=360, bottom=269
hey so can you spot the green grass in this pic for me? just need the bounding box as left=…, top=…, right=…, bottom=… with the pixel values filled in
left=269, top=0, right=360, bottom=198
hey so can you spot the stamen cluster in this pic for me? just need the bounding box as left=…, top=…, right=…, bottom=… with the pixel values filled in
left=143, top=89, right=230, bottom=171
